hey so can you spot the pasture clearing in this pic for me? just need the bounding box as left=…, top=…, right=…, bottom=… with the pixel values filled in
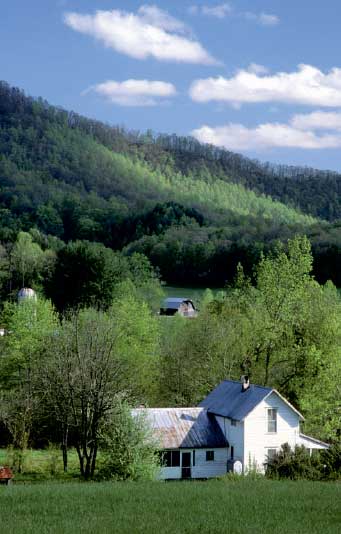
left=0, top=478, right=340, bottom=534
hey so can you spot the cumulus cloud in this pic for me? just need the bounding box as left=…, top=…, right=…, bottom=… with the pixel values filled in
left=64, top=6, right=218, bottom=65
left=189, top=64, right=341, bottom=107
left=191, top=122, right=341, bottom=151
left=247, top=63, right=269, bottom=75
left=85, top=79, right=177, bottom=107
left=291, top=110, right=341, bottom=131
left=138, top=5, right=190, bottom=35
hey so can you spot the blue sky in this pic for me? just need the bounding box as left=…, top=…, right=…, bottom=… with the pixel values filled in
left=2, top=0, right=341, bottom=170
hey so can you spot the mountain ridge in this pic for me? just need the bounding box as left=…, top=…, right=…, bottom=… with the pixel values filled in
left=1, top=80, right=341, bottom=286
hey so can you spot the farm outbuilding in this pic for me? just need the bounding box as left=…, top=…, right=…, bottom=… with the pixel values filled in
left=134, top=377, right=329, bottom=480
left=160, top=297, right=197, bottom=317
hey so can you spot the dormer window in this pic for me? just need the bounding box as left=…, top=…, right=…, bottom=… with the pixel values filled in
left=267, top=408, right=277, bottom=433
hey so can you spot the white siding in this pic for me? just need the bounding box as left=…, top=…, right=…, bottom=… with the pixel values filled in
left=157, top=448, right=228, bottom=480
left=192, top=448, right=228, bottom=479
left=158, top=466, right=181, bottom=480
left=215, top=416, right=244, bottom=463
left=243, top=392, right=300, bottom=472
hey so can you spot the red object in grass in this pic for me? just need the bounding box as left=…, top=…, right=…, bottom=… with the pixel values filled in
left=0, top=466, right=13, bottom=482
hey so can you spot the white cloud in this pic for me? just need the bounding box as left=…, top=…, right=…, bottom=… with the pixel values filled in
left=247, top=63, right=269, bottom=75
left=191, top=122, right=341, bottom=151
left=138, top=5, right=190, bottom=35
left=84, top=79, right=177, bottom=107
left=201, top=3, right=233, bottom=19
left=64, top=7, right=218, bottom=65
left=189, top=64, right=341, bottom=107
left=244, top=12, right=279, bottom=26
left=189, top=4, right=279, bottom=25
left=291, top=110, right=341, bottom=131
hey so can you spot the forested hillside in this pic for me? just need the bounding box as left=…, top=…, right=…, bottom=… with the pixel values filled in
left=1, top=80, right=341, bottom=289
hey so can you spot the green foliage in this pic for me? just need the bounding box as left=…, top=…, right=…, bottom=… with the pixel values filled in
left=158, top=237, right=341, bottom=445
left=265, top=443, right=330, bottom=481
left=110, top=287, right=160, bottom=403
left=320, top=443, right=341, bottom=479
left=98, top=402, right=160, bottom=481
left=4, top=80, right=341, bottom=289
left=46, top=240, right=129, bottom=311
left=0, top=297, right=58, bottom=455
left=10, top=232, right=44, bottom=288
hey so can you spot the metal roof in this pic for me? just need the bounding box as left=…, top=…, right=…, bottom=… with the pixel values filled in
left=299, top=433, right=329, bottom=448
left=199, top=380, right=272, bottom=421
left=161, top=298, right=195, bottom=310
left=132, top=407, right=228, bottom=449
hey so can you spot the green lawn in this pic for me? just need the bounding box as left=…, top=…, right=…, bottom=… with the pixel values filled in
left=0, top=479, right=340, bottom=534
left=0, top=448, right=80, bottom=481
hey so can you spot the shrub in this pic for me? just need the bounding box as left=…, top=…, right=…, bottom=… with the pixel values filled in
left=320, top=443, right=341, bottom=480
left=97, top=402, right=160, bottom=481
left=265, top=443, right=323, bottom=480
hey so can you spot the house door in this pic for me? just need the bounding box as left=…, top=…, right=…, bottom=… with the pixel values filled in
left=181, top=452, right=191, bottom=479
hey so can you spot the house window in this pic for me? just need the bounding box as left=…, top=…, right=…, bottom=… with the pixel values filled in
left=266, top=448, right=277, bottom=462
left=267, top=408, right=277, bottom=433
left=206, top=451, right=214, bottom=462
left=193, top=450, right=195, bottom=467
left=231, top=419, right=237, bottom=427
left=231, top=446, right=234, bottom=460
left=162, top=451, right=180, bottom=467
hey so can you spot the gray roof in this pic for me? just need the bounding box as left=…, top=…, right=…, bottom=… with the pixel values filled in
left=299, top=434, right=329, bottom=448
left=161, top=298, right=195, bottom=310
left=199, top=380, right=272, bottom=421
left=132, top=407, right=228, bottom=449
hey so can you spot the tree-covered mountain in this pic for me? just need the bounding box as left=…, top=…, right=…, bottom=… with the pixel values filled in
left=1, top=80, right=341, bottom=289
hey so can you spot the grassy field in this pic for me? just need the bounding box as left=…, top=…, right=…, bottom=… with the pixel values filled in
left=0, top=479, right=340, bottom=534
left=0, top=448, right=80, bottom=481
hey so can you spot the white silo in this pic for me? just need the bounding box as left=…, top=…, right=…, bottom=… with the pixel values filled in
left=17, top=287, right=37, bottom=304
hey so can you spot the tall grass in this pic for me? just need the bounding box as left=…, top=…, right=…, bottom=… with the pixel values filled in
left=0, top=448, right=80, bottom=481
left=0, top=479, right=339, bottom=534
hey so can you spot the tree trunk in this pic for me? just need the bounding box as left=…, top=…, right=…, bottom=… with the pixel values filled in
left=62, top=424, right=69, bottom=473
left=90, top=443, right=98, bottom=477
left=75, top=444, right=85, bottom=477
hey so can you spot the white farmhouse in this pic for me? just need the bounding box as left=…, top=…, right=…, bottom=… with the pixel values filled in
left=135, top=377, right=329, bottom=480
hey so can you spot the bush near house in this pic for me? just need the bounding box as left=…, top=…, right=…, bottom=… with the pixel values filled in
left=265, top=443, right=341, bottom=480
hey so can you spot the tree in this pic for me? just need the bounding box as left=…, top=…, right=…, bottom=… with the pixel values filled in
left=110, top=284, right=160, bottom=403
left=300, top=282, right=341, bottom=443
left=42, top=309, right=125, bottom=478
left=10, top=232, right=44, bottom=288
left=98, top=401, right=160, bottom=481
left=42, top=295, right=160, bottom=479
left=0, top=297, right=58, bottom=470
left=47, top=241, right=129, bottom=311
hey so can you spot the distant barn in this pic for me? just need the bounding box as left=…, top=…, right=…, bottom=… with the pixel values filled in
left=160, top=297, right=197, bottom=317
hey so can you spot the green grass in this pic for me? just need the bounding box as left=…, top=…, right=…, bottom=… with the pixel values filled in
left=0, top=479, right=339, bottom=534
left=0, top=448, right=80, bottom=482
